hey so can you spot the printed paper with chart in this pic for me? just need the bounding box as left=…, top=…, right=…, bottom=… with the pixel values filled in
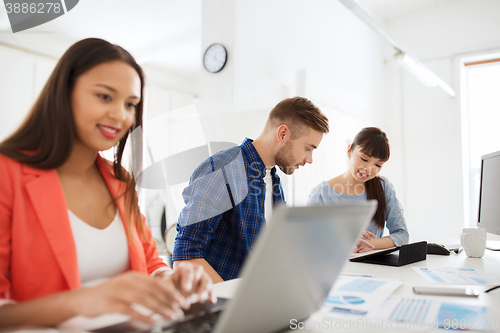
left=322, top=276, right=403, bottom=315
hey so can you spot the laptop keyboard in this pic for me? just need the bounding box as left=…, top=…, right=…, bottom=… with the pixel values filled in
left=92, top=300, right=227, bottom=333
left=159, top=310, right=221, bottom=333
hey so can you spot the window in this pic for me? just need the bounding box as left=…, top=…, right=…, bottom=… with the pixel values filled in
left=462, top=57, right=500, bottom=227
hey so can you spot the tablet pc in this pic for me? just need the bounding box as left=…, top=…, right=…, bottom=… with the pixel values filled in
left=348, top=246, right=399, bottom=262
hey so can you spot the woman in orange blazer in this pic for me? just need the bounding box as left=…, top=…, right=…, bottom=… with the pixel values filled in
left=0, top=38, right=214, bottom=328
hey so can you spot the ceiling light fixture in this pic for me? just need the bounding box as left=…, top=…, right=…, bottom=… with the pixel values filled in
left=338, top=0, right=455, bottom=97
left=395, top=50, right=456, bottom=96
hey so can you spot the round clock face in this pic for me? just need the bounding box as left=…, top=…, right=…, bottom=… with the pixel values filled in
left=203, top=43, right=227, bottom=73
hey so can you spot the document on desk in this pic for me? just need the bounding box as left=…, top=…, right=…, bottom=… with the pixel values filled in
left=413, top=267, right=500, bottom=285
left=368, top=297, right=491, bottom=330
left=322, top=277, right=493, bottom=331
left=322, top=276, right=403, bottom=314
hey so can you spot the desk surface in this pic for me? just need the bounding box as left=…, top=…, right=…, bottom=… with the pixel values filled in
left=214, top=249, right=500, bottom=333
left=48, top=249, right=500, bottom=332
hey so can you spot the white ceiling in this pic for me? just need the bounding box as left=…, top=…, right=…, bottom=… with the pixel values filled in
left=0, top=0, right=443, bottom=78
left=356, top=0, right=444, bottom=20
left=0, top=0, right=203, bottom=77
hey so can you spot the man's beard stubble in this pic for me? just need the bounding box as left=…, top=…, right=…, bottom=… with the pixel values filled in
left=275, top=140, right=296, bottom=175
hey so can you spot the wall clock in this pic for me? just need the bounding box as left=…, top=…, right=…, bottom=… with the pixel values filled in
left=203, top=43, right=227, bottom=73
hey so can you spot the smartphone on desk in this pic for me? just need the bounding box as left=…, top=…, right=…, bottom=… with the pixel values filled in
left=413, top=286, right=479, bottom=297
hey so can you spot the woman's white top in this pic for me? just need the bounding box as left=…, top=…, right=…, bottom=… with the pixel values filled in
left=68, top=209, right=130, bottom=287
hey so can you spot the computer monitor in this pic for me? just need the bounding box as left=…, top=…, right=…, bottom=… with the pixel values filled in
left=477, top=150, right=500, bottom=239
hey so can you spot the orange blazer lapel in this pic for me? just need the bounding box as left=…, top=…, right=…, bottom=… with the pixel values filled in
left=22, top=164, right=80, bottom=290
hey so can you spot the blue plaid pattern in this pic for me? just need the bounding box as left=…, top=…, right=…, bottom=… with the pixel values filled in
left=173, top=138, right=285, bottom=281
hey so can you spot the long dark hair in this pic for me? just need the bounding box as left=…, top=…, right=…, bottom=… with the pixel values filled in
left=0, top=38, right=145, bottom=237
left=351, top=127, right=390, bottom=230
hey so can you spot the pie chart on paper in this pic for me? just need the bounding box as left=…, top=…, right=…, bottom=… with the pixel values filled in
left=326, top=295, right=366, bottom=305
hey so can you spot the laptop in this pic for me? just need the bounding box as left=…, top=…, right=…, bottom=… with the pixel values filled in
left=93, top=201, right=377, bottom=333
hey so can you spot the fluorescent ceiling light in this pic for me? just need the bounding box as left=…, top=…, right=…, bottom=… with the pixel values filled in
left=396, top=52, right=438, bottom=87
left=395, top=51, right=456, bottom=97
left=338, top=0, right=456, bottom=97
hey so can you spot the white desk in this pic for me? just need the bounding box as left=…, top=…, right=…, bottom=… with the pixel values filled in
left=49, top=249, right=500, bottom=332
left=214, top=249, right=500, bottom=333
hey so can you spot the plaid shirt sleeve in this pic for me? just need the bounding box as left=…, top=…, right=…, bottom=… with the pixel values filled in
left=172, top=156, right=236, bottom=261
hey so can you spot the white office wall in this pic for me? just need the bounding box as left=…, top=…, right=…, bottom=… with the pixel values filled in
left=142, top=64, right=198, bottom=120
left=135, top=65, right=198, bottom=242
left=0, top=47, right=56, bottom=141
left=233, top=0, right=387, bottom=119
left=383, top=0, right=500, bottom=241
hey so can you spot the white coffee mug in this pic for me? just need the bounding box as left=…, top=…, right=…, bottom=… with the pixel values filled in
left=460, top=228, right=487, bottom=258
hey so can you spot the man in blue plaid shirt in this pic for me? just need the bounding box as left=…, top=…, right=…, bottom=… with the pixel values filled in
left=172, top=97, right=329, bottom=282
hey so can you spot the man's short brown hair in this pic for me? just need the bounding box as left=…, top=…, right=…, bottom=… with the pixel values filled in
left=265, top=96, right=329, bottom=139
